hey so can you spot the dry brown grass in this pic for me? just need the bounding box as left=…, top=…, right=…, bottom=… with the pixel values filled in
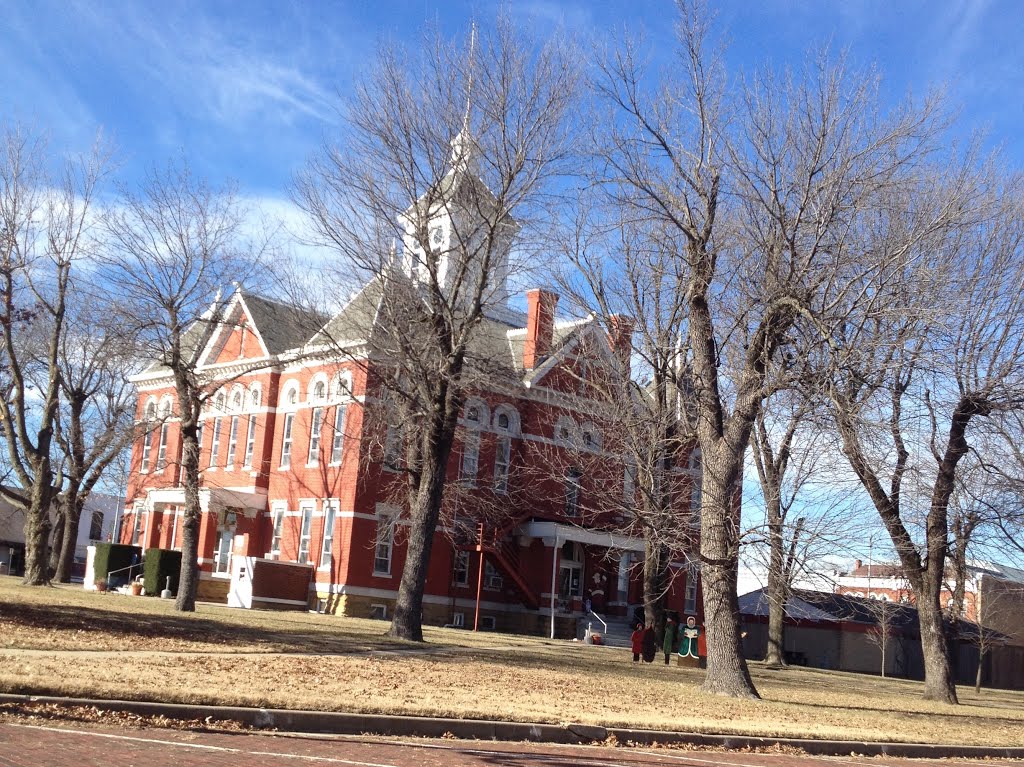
left=1, top=576, right=1022, bottom=746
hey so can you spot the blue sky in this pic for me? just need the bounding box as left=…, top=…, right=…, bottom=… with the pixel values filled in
left=2, top=0, right=1020, bottom=207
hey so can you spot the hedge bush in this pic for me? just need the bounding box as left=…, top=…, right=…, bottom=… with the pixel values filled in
left=92, top=543, right=142, bottom=587
left=143, top=548, right=182, bottom=596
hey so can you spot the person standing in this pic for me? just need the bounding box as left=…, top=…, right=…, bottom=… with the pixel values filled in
left=630, top=623, right=644, bottom=663
left=641, top=622, right=657, bottom=663
left=663, top=616, right=677, bottom=664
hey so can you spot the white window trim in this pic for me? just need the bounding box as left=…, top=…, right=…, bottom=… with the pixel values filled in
left=280, top=412, right=295, bottom=470
left=242, top=414, right=257, bottom=468
left=307, top=407, right=323, bottom=466
left=319, top=500, right=338, bottom=570
left=329, top=404, right=347, bottom=466
left=373, top=508, right=396, bottom=577
left=297, top=502, right=315, bottom=565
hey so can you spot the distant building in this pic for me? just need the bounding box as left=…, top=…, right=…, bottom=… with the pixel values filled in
left=0, top=488, right=121, bottom=578
left=834, top=558, right=1024, bottom=645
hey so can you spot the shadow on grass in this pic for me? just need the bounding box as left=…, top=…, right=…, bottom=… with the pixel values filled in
left=0, top=600, right=404, bottom=654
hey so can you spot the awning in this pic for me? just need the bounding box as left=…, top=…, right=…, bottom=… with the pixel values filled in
left=516, top=520, right=646, bottom=553
left=144, top=487, right=267, bottom=518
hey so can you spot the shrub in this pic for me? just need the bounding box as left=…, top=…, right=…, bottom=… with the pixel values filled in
left=143, top=548, right=182, bottom=596
left=93, top=543, right=142, bottom=588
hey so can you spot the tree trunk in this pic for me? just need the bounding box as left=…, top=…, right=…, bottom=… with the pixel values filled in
left=700, top=459, right=759, bottom=698
left=54, top=488, right=83, bottom=583
left=48, top=509, right=66, bottom=577
left=764, top=514, right=787, bottom=668
left=642, top=538, right=667, bottom=639
left=975, top=649, right=984, bottom=693
left=175, top=421, right=202, bottom=612
left=23, top=473, right=55, bottom=586
left=918, top=593, right=958, bottom=703
left=387, top=438, right=453, bottom=641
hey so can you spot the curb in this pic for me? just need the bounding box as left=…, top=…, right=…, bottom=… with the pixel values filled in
left=2, top=693, right=1024, bottom=759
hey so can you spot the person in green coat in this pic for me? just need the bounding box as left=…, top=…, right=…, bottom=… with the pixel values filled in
left=662, top=616, right=677, bottom=664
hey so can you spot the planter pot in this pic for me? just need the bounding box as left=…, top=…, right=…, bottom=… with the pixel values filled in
left=94, top=581, right=107, bottom=593
left=129, top=582, right=143, bottom=596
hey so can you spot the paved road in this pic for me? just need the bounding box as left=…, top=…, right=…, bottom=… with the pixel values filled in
left=1, top=723, right=1023, bottom=767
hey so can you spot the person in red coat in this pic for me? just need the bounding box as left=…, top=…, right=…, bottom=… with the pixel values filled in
left=630, top=623, right=644, bottom=663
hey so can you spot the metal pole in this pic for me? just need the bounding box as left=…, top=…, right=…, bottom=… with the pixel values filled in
left=473, top=523, right=485, bottom=631
left=549, top=534, right=559, bottom=639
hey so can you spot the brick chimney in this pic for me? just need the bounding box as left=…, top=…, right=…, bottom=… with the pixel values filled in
left=523, top=289, right=559, bottom=370
left=855, top=559, right=863, bottom=571
left=607, top=315, right=634, bottom=375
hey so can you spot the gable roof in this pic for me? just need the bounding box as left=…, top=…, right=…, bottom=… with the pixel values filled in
left=241, top=293, right=326, bottom=356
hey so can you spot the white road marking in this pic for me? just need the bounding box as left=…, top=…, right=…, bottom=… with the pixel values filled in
left=2, top=723, right=400, bottom=767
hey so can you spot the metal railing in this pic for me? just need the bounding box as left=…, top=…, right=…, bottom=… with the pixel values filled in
left=105, top=562, right=143, bottom=589
left=588, top=609, right=608, bottom=635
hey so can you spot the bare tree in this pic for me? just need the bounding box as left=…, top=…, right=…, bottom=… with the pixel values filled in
left=47, top=298, right=139, bottom=582
left=101, top=161, right=269, bottom=611
left=0, top=125, right=110, bottom=585
left=294, top=18, right=579, bottom=641
left=824, top=178, right=1024, bottom=704
left=591, top=1, right=958, bottom=697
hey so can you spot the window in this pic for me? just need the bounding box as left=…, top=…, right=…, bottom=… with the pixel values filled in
left=374, top=513, right=395, bottom=575
left=226, top=416, right=239, bottom=467
left=581, top=425, right=601, bottom=451
left=369, top=604, right=388, bottom=620
left=497, top=412, right=510, bottom=430
left=242, top=414, right=257, bottom=468
left=131, top=509, right=143, bottom=545
left=484, top=561, right=503, bottom=590
left=494, top=435, right=511, bottom=493
left=89, top=510, right=104, bottom=541
left=450, top=612, right=465, bottom=628
left=623, top=464, right=637, bottom=507
left=383, top=424, right=402, bottom=471
left=480, top=615, right=497, bottom=631
left=144, top=400, right=156, bottom=420
left=297, top=504, right=314, bottom=564
left=215, top=391, right=225, bottom=412
left=333, top=371, right=352, bottom=399
left=196, top=421, right=204, bottom=454
left=320, top=501, right=338, bottom=568
left=312, top=380, right=326, bottom=402
left=685, top=574, right=698, bottom=614
left=231, top=390, right=243, bottom=412
left=209, top=418, right=222, bottom=468
left=214, top=529, right=233, bottom=574
left=330, top=404, right=347, bottom=464
left=250, top=388, right=261, bottom=408
left=269, top=507, right=285, bottom=558
left=307, top=407, right=323, bottom=464
left=280, top=413, right=295, bottom=468
left=564, top=468, right=582, bottom=517
left=460, top=430, right=480, bottom=484
left=155, top=424, right=169, bottom=471
left=140, top=431, right=153, bottom=473
left=285, top=387, right=298, bottom=406
left=453, top=551, right=470, bottom=585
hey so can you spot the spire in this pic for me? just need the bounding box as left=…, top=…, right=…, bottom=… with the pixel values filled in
left=450, top=22, right=478, bottom=175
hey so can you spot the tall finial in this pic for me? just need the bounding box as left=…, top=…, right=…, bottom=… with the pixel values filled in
left=463, top=22, right=477, bottom=134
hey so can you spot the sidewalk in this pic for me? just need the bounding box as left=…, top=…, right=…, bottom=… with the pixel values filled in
left=3, top=692, right=1024, bottom=760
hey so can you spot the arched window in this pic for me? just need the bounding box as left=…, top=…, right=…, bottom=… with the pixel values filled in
left=159, top=397, right=173, bottom=418
left=492, top=406, right=518, bottom=494
left=333, top=371, right=353, bottom=400
left=215, top=391, right=226, bottom=412
left=313, top=381, right=326, bottom=401
left=281, top=381, right=300, bottom=409
left=554, top=415, right=577, bottom=446
left=144, top=400, right=157, bottom=421
left=230, top=389, right=243, bottom=412
left=581, top=423, right=601, bottom=451
left=249, top=386, right=261, bottom=408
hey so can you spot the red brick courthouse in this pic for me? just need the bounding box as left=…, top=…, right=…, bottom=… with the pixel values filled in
left=119, top=161, right=704, bottom=637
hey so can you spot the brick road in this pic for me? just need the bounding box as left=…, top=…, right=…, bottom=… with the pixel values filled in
left=1, top=723, right=1022, bottom=767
